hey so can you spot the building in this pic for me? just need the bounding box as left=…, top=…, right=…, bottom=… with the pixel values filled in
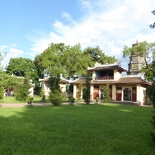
left=39, top=42, right=151, bottom=105
left=71, top=62, right=151, bottom=105
left=39, top=76, right=69, bottom=97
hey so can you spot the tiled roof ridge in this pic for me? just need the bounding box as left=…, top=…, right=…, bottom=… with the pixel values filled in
left=87, top=62, right=127, bottom=71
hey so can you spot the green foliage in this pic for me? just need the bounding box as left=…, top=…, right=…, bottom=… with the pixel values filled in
left=6, top=57, right=38, bottom=77
left=150, top=10, right=155, bottom=28
left=103, top=84, right=110, bottom=103
left=78, top=82, right=82, bottom=100
left=68, top=96, right=75, bottom=103
left=0, top=72, right=21, bottom=88
left=27, top=96, right=33, bottom=104
left=0, top=85, right=4, bottom=100
left=40, top=82, right=45, bottom=97
left=48, top=75, right=62, bottom=106
left=14, top=77, right=30, bottom=101
left=123, top=41, right=155, bottom=68
left=95, top=97, right=99, bottom=103
left=49, top=75, right=61, bottom=92
left=34, top=43, right=117, bottom=78
left=83, top=46, right=117, bottom=64
left=34, top=54, right=44, bottom=78
left=6, top=57, right=39, bottom=90
left=49, top=90, right=62, bottom=106
left=122, top=41, right=155, bottom=143
left=0, top=73, right=21, bottom=100
left=148, top=79, right=155, bottom=142
left=84, top=74, right=91, bottom=104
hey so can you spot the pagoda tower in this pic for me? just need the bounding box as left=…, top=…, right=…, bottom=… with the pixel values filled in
left=128, top=42, right=145, bottom=75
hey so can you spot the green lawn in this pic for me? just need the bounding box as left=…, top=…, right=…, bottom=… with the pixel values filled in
left=0, top=96, right=67, bottom=103
left=0, top=96, right=43, bottom=103
left=0, top=103, right=154, bottom=155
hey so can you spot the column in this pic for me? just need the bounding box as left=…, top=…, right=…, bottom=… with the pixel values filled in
left=73, top=84, right=77, bottom=99
left=112, top=85, right=116, bottom=101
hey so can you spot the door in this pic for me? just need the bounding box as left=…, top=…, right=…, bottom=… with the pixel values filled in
left=123, top=88, right=131, bottom=101
left=132, top=87, right=137, bottom=102
left=116, top=87, right=122, bottom=101
left=94, top=86, right=99, bottom=99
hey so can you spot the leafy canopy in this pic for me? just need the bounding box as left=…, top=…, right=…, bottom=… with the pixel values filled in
left=34, top=43, right=117, bottom=78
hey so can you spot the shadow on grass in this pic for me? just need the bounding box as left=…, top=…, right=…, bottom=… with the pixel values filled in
left=0, top=104, right=154, bottom=155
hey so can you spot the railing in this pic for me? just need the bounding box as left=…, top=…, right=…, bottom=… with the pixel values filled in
left=95, top=76, right=114, bottom=80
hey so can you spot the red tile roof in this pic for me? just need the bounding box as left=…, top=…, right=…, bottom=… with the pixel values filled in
left=71, top=76, right=151, bottom=86
left=87, top=64, right=127, bottom=72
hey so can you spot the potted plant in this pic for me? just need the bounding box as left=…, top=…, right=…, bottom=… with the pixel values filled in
left=27, top=96, right=33, bottom=105
left=95, top=97, right=99, bottom=103
left=68, top=96, right=75, bottom=104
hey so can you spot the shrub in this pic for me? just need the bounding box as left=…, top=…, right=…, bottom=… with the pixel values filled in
left=68, top=96, right=75, bottom=103
left=103, top=84, right=110, bottom=103
left=84, top=74, right=90, bottom=104
left=27, top=96, right=33, bottom=104
left=14, top=78, right=29, bottom=101
left=0, top=86, right=4, bottom=100
left=95, top=97, right=99, bottom=103
left=49, top=90, right=62, bottom=106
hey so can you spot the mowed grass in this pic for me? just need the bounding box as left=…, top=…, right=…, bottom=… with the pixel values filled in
left=0, top=103, right=154, bottom=155
left=0, top=96, right=43, bottom=103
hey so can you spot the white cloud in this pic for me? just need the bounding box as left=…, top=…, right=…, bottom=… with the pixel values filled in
left=29, top=0, right=155, bottom=67
left=1, top=45, right=25, bottom=69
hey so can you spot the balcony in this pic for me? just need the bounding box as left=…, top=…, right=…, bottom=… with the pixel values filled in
left=95, top=76, right=114, bottom=80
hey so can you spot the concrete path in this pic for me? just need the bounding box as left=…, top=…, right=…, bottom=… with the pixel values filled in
left=0, top=103, right=52, bottom=108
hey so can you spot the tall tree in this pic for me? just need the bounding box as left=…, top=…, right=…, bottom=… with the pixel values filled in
left=6, top=57, right=38, bottom=78
left=35, top=43, right=93, bottom=78
left=14, top=77, right=30, bottom=101
left=149, top=10, right=155, bottom=142
left=83, top=46, right=117, bottom=65
left=37, top=43, right=67, bottom=77
left=6, top=57, right=39, bottom=90
left=62, top=43, right=93, bottom=77
left=103, top=84, right=110, bottom=103
left=35, top=43, right=117, bottom=79
left=84, top=73, right=91, bottom=104
left=34, top=54, right=44, bottom=79
left=48, top=75, right=62, bottom=106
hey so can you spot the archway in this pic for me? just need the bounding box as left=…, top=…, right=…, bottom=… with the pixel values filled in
left=123, top=88, right=131, bottom=101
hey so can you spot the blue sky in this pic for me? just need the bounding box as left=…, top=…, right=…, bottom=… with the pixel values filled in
left=1, top=0, right=155, bottom=68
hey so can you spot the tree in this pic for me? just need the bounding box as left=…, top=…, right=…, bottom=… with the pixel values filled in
left=35, top=43, right=92, bottom=78
left=62, top=43, right=92, bottom=77
left=103, top=84, right=110, bottom=103
left=6, top=57, right=39, bottom=93
left=34, top=43, right=117, bottom=79
left=84, top=73, right=91, bottom=104
left=150, top=10, right=155, bottom=29
left=0, top=72, right=21, bottom=98
left=14, top=77, right=30, bottom=101
left=0, top=85, right=4, bottom=100
left=48, top=75, right=62, bottom=106
left=34, top=54, right=44, bottom=79
left=78, top=82, right=82, bottom=100
left=123, top=41, right=155, bottom=142
left=83, top=46, right=117, bottom=65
